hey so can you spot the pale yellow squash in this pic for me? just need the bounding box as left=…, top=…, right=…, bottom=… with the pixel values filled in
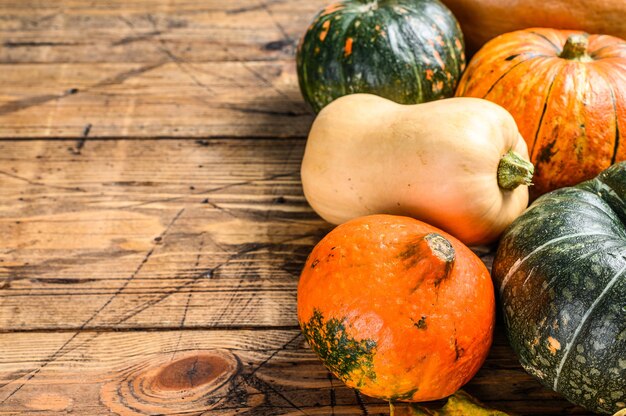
left=301, top=94, right=533, bottom=245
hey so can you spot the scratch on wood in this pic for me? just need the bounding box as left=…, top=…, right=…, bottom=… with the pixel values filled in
left=226, top=0, right=288, bottom=14
left=238, top=57, right=293, bottom=102
left=0, top=60, right=162, bottom=118
left=171, top=234, right=206, bottom=360
left=170, top=291, right=192, bottom=362
left=0, top=93, right=63, bottom=117
left=92, top=61, right=167, bottom=88
left=217, top=104, right=307, bottom=117
left=112, top=230, right=318, bottom=325
left=121, top=170, right=298, bottom=209
left=246, top=372, right=309, bottom=415
left=210, top=27, right=300, bottom=104
left=212, top=332, right=302, bottom=410
left=112, top=30, right=162, bottom=46
left=256, top=0, right=290, bottom=42
left=254, top=333, right=302, bottom=377
left=0, top=208, right=185, bottom=404
left=118, top=13, right=215, bottom=96
left=0, top=169, right=87, bottom=192
left=69, top=123, right=91, bottom=155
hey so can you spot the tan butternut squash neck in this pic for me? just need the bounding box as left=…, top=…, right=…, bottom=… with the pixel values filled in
left=498, top=150, right=534, bottom=191
left=559, top=34, right=593, bottom=62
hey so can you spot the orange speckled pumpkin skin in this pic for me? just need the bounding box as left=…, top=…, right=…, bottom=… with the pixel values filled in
left=297, top=215, right=495, bottom=401
left=456, top=28, right=626, bottom=197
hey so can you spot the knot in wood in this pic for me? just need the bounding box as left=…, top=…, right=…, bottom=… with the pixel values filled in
left=101, top=349, right=238, bottom=415
left=156, top=355, right=229, bottom=390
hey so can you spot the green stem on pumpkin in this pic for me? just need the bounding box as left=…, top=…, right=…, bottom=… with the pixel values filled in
left=497, top=150, right=534, bottom=190
left=559, top=34, right=593, bottom=61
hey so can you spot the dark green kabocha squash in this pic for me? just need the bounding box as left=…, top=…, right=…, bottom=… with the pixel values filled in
left=493, top=162, right=626, bottom=415
left=296, top=0, right=466, bottom=113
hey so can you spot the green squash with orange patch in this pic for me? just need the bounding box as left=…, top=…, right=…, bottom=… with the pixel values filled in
left=296, top=0, right=466, bottom=113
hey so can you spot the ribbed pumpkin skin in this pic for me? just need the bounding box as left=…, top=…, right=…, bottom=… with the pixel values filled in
left=456, top=28, right=626, bottom=197
left=439, top=0, right=626, bottom=54
left=297, top=0, right=466, bottom=113
left=298, top=215, right=495, bottom=402
left=492, top=162, right=626, bottom=414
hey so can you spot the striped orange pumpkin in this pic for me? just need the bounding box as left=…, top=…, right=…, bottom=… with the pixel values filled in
left=456, top=28, right=626, bottom=197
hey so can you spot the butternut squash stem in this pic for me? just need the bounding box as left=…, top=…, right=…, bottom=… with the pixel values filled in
left=559, top=34, right=591, bottom=61
left=497, top=150, right=534, bottom=190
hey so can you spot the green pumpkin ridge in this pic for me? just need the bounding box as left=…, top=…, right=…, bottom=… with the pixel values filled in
left=301, top=308, right=377, bottom=387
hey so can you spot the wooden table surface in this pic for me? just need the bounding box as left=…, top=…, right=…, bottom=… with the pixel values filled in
left=0, top=1, right=594, bottom=415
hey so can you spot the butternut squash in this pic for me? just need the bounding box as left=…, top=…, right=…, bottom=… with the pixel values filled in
left=300, top=94, right=533, bottom=245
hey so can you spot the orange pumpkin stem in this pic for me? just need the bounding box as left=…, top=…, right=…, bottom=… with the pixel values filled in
left=559, top=34, right=592, bottom=61
left=497, top=150, right=534, bottom=190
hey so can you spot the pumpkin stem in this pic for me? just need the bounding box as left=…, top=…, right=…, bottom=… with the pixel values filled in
left=389, top=401, right=395, bottom=416
left=497, top=150, right=534, bottom=191
left=559, top=34, right=592, bottom=61
left=425, top=233, right=455, bottom=264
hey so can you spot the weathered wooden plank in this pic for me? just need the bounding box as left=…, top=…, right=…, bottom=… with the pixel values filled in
left=0, top=329, right=591, bottom=415
left=0, top=0, right=330, bottom=138
left=0, top=138, right=331, bottom=330
left=0, top=0, right=328, bottom=64
left=0, top=139, right=497, bottom=332
left=0, top=61, right=313, bottom=138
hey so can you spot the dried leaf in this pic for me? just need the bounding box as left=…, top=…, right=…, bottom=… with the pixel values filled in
left=390, top=390, right=510, bottom=416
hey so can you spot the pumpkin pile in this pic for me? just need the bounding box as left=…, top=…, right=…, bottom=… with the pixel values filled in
left=294, top=0, right=626, bottom=415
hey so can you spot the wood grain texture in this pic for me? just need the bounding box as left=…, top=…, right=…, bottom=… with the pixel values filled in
left=0, top=61, right=313, bottom=138
left=0, top=138, right=329, bottom=331
left=0, top=329, right=591, bottom=415
left=0, top=0, right=327, bottom=64
left=0, top=138, right=590, bottom=414
left=0, top=0, right=329, bottom=138
left=0, top=1, right=596, bottom=414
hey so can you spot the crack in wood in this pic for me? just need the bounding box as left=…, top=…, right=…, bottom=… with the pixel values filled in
left=328, top=372, right=336, bottom=416
left=0, top=325, right=301, bottom=334
left=354, top=390, right=369, bottom=416
left=3, top=41, right=80, bottom=47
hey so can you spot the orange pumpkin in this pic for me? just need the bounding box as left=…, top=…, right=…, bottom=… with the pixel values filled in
left=439, top=0, right=626, bottom=54
left=456, top=28, right=626, bottom=196
left=297, top=215, right=495, bottom=402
